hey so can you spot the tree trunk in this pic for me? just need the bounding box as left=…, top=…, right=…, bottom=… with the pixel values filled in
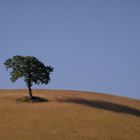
left=27, top=73, right=33, bottom=100
left=28, top=84, right=33, bottom=100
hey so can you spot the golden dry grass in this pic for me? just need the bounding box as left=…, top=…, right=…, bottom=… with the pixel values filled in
left=0, top=89, right=140, bottom=140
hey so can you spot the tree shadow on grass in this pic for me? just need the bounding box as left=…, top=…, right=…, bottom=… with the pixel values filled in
left=17, top=96, right=48, bottom=103
left=57, top=97, right=140, bottom=117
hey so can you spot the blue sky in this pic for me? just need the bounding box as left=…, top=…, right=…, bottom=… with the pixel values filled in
left=0, top=0, right=140, bottom=99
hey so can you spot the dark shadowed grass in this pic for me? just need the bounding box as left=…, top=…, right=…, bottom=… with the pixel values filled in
left=16, top=96, right=48, bottom=103
left=57, top=97, right=140, bottom=117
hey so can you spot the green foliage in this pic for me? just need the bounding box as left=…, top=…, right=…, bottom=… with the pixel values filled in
left=4, top=55, right=53, bottom=88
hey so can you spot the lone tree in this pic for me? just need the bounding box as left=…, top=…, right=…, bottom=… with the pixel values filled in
left=4, top=55, right=53, bottom=100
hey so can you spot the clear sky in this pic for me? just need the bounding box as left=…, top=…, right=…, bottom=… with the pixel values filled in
left=0, top=0, right=140, bottom=99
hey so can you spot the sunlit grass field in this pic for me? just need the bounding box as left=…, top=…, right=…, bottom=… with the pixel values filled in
left=0, top=89, right=140, bottom=140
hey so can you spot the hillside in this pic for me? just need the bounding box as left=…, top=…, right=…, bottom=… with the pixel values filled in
left=0, top=89, right=140, bottom=140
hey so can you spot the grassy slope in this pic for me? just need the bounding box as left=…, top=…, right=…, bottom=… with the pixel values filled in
left=0, top=89, right=140, bottom=140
